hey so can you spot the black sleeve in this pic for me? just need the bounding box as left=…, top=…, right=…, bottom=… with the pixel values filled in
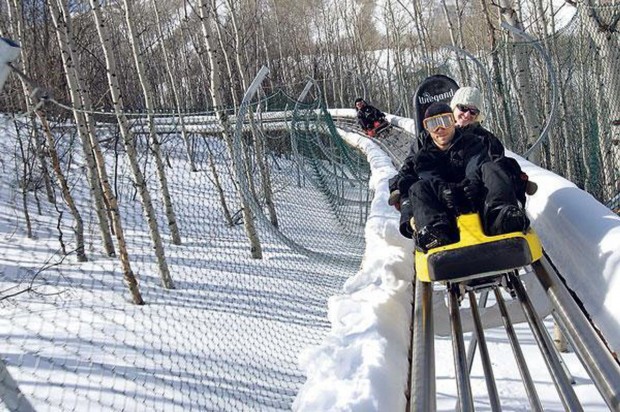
left=357, top=112, right=370, bottom=129
left=414, top=151, right=444, bottom=182
left=390, top=153, right=420, bottom=195
left=481, top=128, right=505, bottom=161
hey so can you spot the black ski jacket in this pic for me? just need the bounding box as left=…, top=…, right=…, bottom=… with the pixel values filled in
left=389, top=128, right=489, bottom=198
left=411, top=128, right=489, bottom=185
left=356, top=104, right=385, bottom=130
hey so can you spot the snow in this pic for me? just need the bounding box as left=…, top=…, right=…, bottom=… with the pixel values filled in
left=0, top=110, right=618, bottom=411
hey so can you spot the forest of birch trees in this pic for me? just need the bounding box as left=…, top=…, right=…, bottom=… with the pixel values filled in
left=0, top=1, right=618, bottom=301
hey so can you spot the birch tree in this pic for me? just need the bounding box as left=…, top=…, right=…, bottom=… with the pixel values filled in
left=498, top=0, right=543, bottom=164
left=218, top=0, right=279, bottom=228
left=479, top=0, right=514, bottom=146
left=89, top=0, right=174, bottom=289
left=539, top=0, right=577, bottom=181
left=6, top=0, right=55, bottom=204
left=197, top=0, right=263, bottom=259
left=122, top=0, right=182, bottom=246
left=48, top=0, right=144, bottom=304
left=384, top=0, right=413, bottom=116
left=441, top=0, right=469, bottom=82
left=13, top=120, right=34, bottom=239
left=176, top=8, right=235, bottom=225
left=37, top=110, right=87, bottom=262
left=152, top=0, right=197, bottom=172
left=48, top=0, right=116, bottom=258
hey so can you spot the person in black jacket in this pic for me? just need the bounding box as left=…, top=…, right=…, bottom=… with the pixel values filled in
left=450, top=87, right=532, bottom=206
left=400, top=102, right=529, bottom=251
left=355, top=98, right=387, bottom=137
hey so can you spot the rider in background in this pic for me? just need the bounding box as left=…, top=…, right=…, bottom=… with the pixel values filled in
left=355, top=98, right=387, bottom=137
left=450, top=87, right=531, bottom=206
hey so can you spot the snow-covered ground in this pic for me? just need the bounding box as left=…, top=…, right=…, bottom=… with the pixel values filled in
left=0, top=111, right=618, bottom=411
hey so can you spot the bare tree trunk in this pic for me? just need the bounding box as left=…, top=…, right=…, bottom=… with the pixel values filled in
left=89, top=0, right=174, bottom=289
left=269, top=0, right=288, bottom=84
left=412, top=0, right=434, bottom=73
left=441, top=0, right=467, bottom=82
left=385, top=0, right=410, bottom=116
left=37, top=110, right=87, bottom=262
left=224, top=0, right=249, bottom=91
left=197, top=0, right=262, bottom=259
left=575, top=11, right=593, bottom=191
left=211, top=0, right=239, bottom=108
left=221, top=3, right=278, bottom=227
left=454, top=0, right=471, bottom=81
left=122, top=0, right=182, bottom=247
left=479, top=0, right=514, bottom=146
left=222, top=0, right=275, bottom=224
left=594, top=55, right=615, bottom=195
left=251, top=109, right=279, bottom=227
left=52, top=1, right=143, bottom=304
left=205, top=139, right=234, bottom=226
left=499, top=0, right=543, bottom=163
left=152, top=1, right=197, bottom=173
left=6, top=0, right=55, bottom=204
left=181, top=15, right=236, bottom=225
left=177, top=9, right=200, bottom=110
left=48, top=0, right=115, bottom=257
left=544, top=0, right=577, bottom=183
left=14, top=122, right=33, bottom=238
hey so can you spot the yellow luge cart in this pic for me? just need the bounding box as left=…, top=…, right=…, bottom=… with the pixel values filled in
left=415, top=213, right=542, bottom=283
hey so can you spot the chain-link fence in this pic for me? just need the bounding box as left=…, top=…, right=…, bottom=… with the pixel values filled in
left=0, top=82, right=371, bottom=410
left=399, top=5, right=620, bottom=213
left=486, top=4, right=620, bottom=211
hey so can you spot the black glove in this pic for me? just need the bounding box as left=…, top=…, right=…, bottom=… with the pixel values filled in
left=440, top=183, right=458, bottom=211
left=462, top=178, right=483, bottom=203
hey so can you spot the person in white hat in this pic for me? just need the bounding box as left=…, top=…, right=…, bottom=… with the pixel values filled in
left=451, top=86, right=486, bottom=126
left=450, top=86, right=506, bottom=157
left=450, top=86, right=532, bottom=206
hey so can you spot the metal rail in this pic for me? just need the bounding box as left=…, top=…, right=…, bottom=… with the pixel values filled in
left=468, top=289, right=501, bottom=412
left=494, top=285, right=543, bottom=411
left=407, top=265, right=620, bottom=411
left=533, top=257, right=620, bottom=410
left=409, top=278, right=435, bottom=412
left=508, top=271, right=583, bottom=411
left=448, top=283, right=474, bottom=411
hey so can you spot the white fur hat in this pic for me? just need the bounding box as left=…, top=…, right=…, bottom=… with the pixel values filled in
left=450, top=87, right=485, bottom=123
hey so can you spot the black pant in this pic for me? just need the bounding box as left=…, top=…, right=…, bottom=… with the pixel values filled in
left=408, top=179, right=454, bottom=232
left=408, top=162, right=519, bottom=232
left=497, top=157, right=527, bottom=206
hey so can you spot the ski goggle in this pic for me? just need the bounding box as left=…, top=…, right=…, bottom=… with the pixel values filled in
left=456, top=104, right=480, bottom=116
left=423, top=113, right=455, bottom=132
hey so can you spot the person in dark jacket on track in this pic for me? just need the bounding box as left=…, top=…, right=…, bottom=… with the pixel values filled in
left=355, top=98, right=388, bottom=137
left=450, top=87, right=532, bottom=206
left=400, top=102, right=530, bottom=251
